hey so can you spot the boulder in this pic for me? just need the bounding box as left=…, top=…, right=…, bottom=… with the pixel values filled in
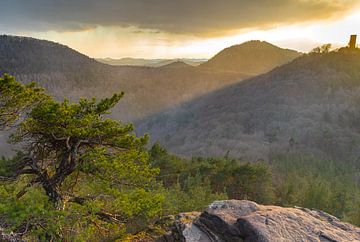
left=159, top=200, right=360, bottom=242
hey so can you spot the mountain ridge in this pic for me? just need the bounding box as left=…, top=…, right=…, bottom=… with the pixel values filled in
left=0, top=35, right=303, bottom=156
left=137, top=49, right=360, bottom=161
left=200, top=40, right=301, bottom=75
left=0, top=35, right=300, bottom=121
left=97, top=57, right=207, bottom=67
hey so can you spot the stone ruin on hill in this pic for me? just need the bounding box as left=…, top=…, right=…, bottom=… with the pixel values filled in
left=349, top=34, right=357, bottom=49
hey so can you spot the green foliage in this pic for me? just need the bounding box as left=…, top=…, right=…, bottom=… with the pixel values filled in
left=0, top=155, right=23, bottom=178
left=150, top=143, right=227, bottom=214
left=150, top=143, right=275, bottom=213
left=0, top=75, right=163, bottom=240
left=272, top=153, right=360, bottom=225
left=0, top=181, right=64, bottom=240
left=162, top=179, right=226, bottom=215
left=151, top=143, right=360, bottom=227
left=310, top=43, right=332, bottom=54
left=225, top=162, right=274, bottom=203
left=0, top=74, right=48, bottom=129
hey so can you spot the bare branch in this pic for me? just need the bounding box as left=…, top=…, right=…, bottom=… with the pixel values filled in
left=51, top=133, right=71, bottom=150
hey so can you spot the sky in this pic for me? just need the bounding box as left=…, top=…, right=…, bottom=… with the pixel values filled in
left=1, top=0, right=360, bottom=59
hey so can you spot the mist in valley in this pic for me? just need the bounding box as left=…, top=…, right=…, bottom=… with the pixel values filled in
left=1, top=1, right=360, bottom=241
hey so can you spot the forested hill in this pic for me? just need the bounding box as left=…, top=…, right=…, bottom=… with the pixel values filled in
left=200, top=40, right=301, bottom=75
left=0, top=35, right=242, bottom=121
left=0, top=35, right=112, bottom=89
left=137, top=49, right=360, bottom=161
left=0, top=35, right=301, bottom=122
left=0, top=35, right=100, bottom=72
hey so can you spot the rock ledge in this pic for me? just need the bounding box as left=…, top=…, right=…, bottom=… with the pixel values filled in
left=159, top=200, right=360, bottom=242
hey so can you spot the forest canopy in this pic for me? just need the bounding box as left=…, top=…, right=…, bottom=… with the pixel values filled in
left=1, top=74, right=360, bottom=241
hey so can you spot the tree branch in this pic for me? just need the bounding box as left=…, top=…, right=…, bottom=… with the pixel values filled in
left=51, top=133, right=71, bottom=150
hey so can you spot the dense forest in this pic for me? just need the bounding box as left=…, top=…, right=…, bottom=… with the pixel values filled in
left=1, top=74, right=360, bottom=241
left=138, top=48, right=360, bottom=161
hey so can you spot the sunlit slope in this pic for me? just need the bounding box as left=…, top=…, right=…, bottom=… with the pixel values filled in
left=137, top=49, right=360, bottom=161
left=0, top=35, right=300, bottom=122
left=201, top=40, right=301, bottom=75
left=0, top=35, right=242, bottom=121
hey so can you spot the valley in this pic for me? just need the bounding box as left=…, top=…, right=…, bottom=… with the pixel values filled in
left=2, top=1, right=360, bottom=241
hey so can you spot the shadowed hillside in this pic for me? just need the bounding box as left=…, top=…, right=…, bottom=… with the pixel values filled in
left=0, top=35, right=113, bottom=91
left=200, top=40, right=301, bottom=75
left=0, top=35, right=300, bottom=122
left=0, top=35, right=243, bottom=121
left=137, top=49, right=360, bottom=161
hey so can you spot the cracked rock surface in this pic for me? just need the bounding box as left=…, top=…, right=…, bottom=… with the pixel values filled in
left=159, top=200, right=360, bottom=242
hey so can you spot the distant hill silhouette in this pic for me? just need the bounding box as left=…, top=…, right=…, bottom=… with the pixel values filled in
left=0, top=35, right=110, bottom=91
left=0, top=35, right=300, bottom=122
left=137, top=50, right=360, bottom=161
left=97, top=57, right=206, bottom=67
left=0, top=35, right=304, bottom=156
left=0, top=35, right=243, bottom=121
left=159, top=61, right=193, bottom=69
left=201, top=41, right=301, bottom=75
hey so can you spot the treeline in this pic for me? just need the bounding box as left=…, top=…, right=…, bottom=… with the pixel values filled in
left=150, top=142, right=273, bottom=213
left=150, top=144, right=360, bottom=228
left=272, top=154, right=360, bottom=224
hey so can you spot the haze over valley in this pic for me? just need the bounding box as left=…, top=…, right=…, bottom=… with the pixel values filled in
left=96, top=57, right=207, bottom=67
left=137, top=48, right=360, bottom=161
left=0, top=35, right=302, bottom=123
left=2, top=1, right=360, bottom=241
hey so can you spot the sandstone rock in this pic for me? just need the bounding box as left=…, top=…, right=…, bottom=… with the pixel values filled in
left=159, top=200, right=360, bottom=242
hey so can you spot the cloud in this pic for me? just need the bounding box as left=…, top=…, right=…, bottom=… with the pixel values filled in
left=1, top=0, right=359, bottom=35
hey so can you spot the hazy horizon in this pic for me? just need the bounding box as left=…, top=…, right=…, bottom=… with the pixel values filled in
left=1, top=0, right=360, bottom=59
left=3, top=1, right=360, bottom=240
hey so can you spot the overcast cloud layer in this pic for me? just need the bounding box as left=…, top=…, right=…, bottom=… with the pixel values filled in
left=1, top=0, right=359, bottom=35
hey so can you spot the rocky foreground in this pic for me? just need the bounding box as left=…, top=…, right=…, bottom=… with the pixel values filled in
left=159, top=200, right=360, bottom=242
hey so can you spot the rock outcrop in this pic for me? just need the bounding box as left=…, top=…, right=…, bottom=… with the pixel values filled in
left=159, top=200, right=360, bottom=242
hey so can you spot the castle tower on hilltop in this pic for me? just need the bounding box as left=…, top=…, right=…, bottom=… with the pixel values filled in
left=349, top=35, right=357, bottom=49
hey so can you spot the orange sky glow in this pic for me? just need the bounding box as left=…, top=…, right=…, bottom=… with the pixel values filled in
left=3, top=1, right=360, bottom=59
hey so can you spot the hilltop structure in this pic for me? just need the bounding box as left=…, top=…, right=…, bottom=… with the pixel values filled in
left=349, top=34, right=357, bottom=49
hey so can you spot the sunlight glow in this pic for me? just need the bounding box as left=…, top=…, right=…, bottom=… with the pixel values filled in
left=16, top=7, right=360, bottom=59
